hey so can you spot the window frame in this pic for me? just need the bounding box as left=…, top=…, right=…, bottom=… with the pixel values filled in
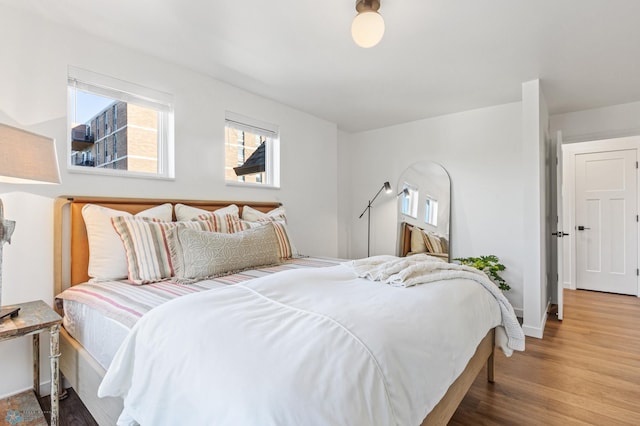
left=224, top=111, right=280, bottom=189
left=67, top=66, right=175, bottom=180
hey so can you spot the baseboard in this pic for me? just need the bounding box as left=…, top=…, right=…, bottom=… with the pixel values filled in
left=0, top=386, right=33, bottom=400
left=0, top=382, right=50, bottom=400
left=513, top=307, right=523, bottom=318
left=522, top=301, right=549, bottom=339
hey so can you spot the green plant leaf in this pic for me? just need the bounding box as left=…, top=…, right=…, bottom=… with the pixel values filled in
left=454, top=255, right=510, bottom=291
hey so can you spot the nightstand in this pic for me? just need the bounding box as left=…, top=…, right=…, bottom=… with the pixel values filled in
left=0, top=300, right=62, bottom=426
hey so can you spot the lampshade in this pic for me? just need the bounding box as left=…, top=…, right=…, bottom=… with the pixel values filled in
left=352, top=1, right=385, bottom=48
left=0, top=123, right=60, bottom=184
left=0, top=123, right=60, bottom=317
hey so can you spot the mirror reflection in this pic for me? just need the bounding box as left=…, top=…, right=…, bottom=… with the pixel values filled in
left=397, top=162, right=451, bottom=261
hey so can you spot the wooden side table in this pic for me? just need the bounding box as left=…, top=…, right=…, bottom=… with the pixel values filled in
left=0, top=300, right=62, bottom=426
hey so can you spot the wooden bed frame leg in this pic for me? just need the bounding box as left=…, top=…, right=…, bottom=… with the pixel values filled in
left=487, top=329, right=495, bottom=383
left=487, top=349, right=495, bottom=383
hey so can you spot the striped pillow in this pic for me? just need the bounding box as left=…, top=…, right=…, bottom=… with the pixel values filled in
left=111, top=217, right=211, bottom=284
left=240, top=220, right=297, bottom=259
left=196, top=211, right=244, bottom=233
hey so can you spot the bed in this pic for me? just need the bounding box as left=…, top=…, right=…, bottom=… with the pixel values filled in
left=53, top=196, right=523, bottom=426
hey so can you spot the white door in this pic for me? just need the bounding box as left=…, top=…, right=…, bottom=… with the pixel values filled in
left=554, top=132, right=566, bottom=319
left=575, top=149, right=638, bottom=295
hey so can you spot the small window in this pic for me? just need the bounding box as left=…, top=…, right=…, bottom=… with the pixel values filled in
left=224, top=112, right=280, bottom=187
left=425, top=196, right=439, bottom=226
left=400, top=183, right=419, bottom=218
left=67, top=66, right=174, bottom=178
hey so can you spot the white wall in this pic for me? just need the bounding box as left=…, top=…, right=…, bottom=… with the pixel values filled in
left=551, top=101, right=640, bottom=144
left=0, top=6, right=338, bottom=398
left=0, top=193, right=57, bottom=399
left=520, top=80, right=550, bottom=338
left=337, top=102, right=525, bottom=313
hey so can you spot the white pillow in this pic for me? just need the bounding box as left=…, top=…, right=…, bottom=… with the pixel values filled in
left=175, top=203, right=239, bottom=221
left=241, top=205, right=287, bottom=223
left=82, top=203, right=173, bottom=281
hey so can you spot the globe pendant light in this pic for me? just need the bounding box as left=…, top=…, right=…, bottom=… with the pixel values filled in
left=351, top=0, right=385, bottom=48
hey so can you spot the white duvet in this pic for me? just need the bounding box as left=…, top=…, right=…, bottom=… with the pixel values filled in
left=99, top=264, right=511, bottom=426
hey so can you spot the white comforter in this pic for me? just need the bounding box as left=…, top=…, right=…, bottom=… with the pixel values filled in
left=99, top=264, right=509, bottom=426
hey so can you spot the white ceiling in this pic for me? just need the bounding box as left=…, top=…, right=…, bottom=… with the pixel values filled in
left=5, top=0, right=640, bottom=132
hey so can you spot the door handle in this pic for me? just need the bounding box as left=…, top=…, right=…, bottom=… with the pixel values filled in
left=577, top=226, right=590, bottom=231
left=552, top=232, right=570, bottom=237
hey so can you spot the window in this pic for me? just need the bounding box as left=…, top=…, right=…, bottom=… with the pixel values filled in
left=425, top=196, right=439, bottom=226
left=224, top=112, right=280, bottom=187
left=67, top=66, right=174, bottom=178
left=400, top=183, right=419, bottom=218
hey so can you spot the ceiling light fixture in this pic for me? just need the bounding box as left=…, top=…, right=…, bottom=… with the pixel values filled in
left=351, top=0, right=385, bottom=48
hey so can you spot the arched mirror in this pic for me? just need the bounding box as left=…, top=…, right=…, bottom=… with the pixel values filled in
left=397, top=162, right=451, bottom=261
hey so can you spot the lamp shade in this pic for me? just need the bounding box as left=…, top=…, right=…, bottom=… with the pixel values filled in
left=0, top=123, right=60, bottom=184
left=352, top=10, right=385, bottom=48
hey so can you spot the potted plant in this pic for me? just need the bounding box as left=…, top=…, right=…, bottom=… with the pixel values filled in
left=454, top=255, right=510, bottom=291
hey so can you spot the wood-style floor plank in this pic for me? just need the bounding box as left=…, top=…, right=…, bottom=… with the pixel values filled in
left=39, top=387, right=97, bottom=426
left=450, top=289, right=640, bottom=425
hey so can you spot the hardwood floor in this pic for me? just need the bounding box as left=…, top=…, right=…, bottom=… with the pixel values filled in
left=39, top=289, right=639, bottom=425
left=450, top=289, right=640, bottom=425
left=39, top=387, right=97, bottom=426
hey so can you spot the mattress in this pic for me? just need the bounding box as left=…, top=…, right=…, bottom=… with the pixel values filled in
left=62, top=299, right=129, bottom=369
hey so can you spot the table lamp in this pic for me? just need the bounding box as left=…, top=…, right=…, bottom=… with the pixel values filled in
left=0, top=123, right=60, bottom=319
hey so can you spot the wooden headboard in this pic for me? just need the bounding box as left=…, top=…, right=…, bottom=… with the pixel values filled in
left=399, top=222, right=413, bottom=257
left=53, top=196, right=282, bottom=294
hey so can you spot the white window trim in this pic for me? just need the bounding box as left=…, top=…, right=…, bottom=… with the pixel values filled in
left=224, top=111, right=280, bottom=189
left=67, top=66, right=175, bottom=180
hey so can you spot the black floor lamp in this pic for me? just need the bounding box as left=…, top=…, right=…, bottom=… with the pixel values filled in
left=358, top=181, right=392, bottom=257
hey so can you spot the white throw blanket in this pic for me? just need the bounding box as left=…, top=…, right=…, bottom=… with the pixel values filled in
left=344, top=254, right=525, bottom=352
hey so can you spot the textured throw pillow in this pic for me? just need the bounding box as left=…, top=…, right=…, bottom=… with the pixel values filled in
left=439, top=236, right=449, bottom=253
left=82, top=203, right=173, bottom=281
left=241, top=205, right=288, bottom=223
left=169, top=223, right=281, bottom=284
left=110, top=217, right=211, bottom=284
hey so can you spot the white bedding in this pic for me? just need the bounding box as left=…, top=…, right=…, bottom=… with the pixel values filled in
left=98, top=264, right=510, bottom=425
